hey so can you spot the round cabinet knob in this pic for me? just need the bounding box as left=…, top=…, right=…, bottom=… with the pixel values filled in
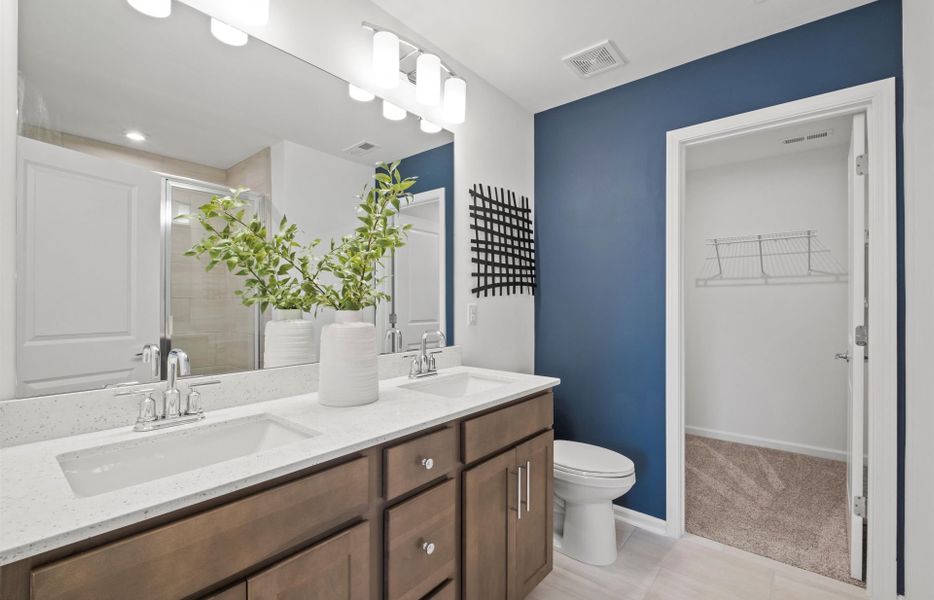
left=421, top=457, right=434, bottom=470
left=422, top=541, right=436, bottom=555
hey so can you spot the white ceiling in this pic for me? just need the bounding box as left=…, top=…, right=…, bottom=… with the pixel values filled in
left=18, top=0, right=452, bottom=169
left=372, top=0, right=876, bottom=113
left=687, top=114, right=852, bottom=170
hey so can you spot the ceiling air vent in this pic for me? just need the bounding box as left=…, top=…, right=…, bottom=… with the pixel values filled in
left=783, top=129, right=834, bottom=145
left=562, top=41, right=626, bottom=79
left=344, top=140, right=380, bottom=156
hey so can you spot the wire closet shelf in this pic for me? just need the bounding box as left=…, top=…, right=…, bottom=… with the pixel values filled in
left=697, top=229, right=847, bottom=285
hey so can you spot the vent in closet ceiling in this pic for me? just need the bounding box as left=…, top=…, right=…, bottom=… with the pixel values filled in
left=782, top=128, right=834, bottom=145
left=562, top=41, right=626, bottom=78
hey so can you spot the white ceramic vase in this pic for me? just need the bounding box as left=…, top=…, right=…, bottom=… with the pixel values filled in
left=263, top=308, right=316, bottom=369
left=318, top=309, right=378, bottom=407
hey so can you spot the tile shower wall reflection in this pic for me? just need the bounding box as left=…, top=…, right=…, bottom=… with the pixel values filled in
left=170, top=187, right=257, bottom=376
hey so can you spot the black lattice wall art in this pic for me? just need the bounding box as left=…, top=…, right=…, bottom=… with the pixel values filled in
left=469, top=184, right=536, bottom=297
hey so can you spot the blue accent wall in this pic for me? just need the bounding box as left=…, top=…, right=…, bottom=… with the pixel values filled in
left=398, top=142, right=455, bottom=344
left=535, top=0, right=903, bottom=586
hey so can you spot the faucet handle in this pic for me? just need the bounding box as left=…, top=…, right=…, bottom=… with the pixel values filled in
left=136, top=394, right=158, bottom=426
left=115, top=388, right=158, bottom=430
left=186, top=380, right=220, bottom=416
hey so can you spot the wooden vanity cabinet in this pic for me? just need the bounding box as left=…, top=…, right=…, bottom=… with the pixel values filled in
left=0, top=390, right=554, bottom=600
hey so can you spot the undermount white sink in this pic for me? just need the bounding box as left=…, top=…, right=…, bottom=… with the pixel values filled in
left=401, top=372, right=513, bottom=398
left=57, top=415, right=319, bottom=497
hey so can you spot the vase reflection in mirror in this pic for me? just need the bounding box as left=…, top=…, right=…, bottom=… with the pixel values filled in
left=263, top=308, right=316, bottom=369
left=318, top=310, right=379, bottom=407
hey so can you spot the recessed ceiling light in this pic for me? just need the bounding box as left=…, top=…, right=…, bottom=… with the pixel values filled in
left=210, top=18, right=248, bottom=46
left=420, top=119, right=442, bottom=134
left=125, top=130, right=147, bottom=142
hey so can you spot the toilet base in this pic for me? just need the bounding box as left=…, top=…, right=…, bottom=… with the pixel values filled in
left=554, top=499, right=618, bottom=566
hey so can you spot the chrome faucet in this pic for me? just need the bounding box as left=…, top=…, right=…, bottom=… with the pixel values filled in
left=164, top=349, right=190, bottom=419
left=117, top=348, right=218, bottom=432
left=408, top=330, right=446, bottom=379
left=137, top=344, right=160, bottom=379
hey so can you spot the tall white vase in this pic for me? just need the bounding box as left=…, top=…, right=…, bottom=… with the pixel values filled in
left=318, top=309, right=378, bottom=407
left=263, top=309, right=316, bottom=369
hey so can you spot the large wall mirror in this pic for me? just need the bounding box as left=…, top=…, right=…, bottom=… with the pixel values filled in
left=15, top=0, right=454, bottom=397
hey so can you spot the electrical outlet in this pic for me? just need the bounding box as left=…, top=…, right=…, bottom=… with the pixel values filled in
left=468, top=303, right=478, bottom=326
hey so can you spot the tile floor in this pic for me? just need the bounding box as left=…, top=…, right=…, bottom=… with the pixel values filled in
left=528, top=521, right=868, bottom=600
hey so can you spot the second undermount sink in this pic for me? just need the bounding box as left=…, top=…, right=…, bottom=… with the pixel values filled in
left=401, top=372, right=514, bottom=398
left=57, top=414, right=319, bottom=497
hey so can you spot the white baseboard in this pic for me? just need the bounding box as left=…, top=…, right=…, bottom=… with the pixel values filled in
left=613, top=505, right=668, bottom=537
left=685, top=426, right=847, bottom=462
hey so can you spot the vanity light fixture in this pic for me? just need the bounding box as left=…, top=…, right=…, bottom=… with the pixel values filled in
left=382, top=100, right=407, bottom=121
left=419, top=119, right=442, bottom=134
left=125, top=130, right=147, bottom=142
left=348, top=83, right=375, bottom=102
left=415, top=53, right=442, bottom=106
left=442, top=77, right=467, bottom=125
left=372, top=31, right=400, bottom=89
left=363, top=22, right=467, bottom=123
left=127, top=0, right=171, bottom=18
left=211, top=18, right=248, bottom=46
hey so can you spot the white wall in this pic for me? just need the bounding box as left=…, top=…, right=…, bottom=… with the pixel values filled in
left=903, top=0, right=934, bottom=596
left=269, top=140, right=372, bottom=246
left=178, top=0, right=536, bottom=374
left=684, top=145, right=850, bottom=459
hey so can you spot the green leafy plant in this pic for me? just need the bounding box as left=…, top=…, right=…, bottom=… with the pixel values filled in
left=181, top=190, right=325, bottom=313
left=313, top=162, right=417, bottom=311
left=181, top=161, right=416, bottom=314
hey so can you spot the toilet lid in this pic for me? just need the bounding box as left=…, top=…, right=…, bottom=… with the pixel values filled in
left=554, top=440, right=635, bottom=477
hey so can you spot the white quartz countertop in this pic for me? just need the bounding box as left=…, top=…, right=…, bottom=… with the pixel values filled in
left=0, top=366, right=559, bottom=566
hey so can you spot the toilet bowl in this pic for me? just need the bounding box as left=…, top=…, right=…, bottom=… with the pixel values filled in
left=553, top=440, right=635, bottom=566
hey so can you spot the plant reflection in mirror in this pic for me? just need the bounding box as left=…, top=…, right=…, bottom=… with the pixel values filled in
left=179, top=161, right=416, bottom=314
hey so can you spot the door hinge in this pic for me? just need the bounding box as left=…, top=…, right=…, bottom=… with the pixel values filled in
left=854, top=496, right=867, bottom=518
left=856, top=154, right=868, bottom=176
left=855, top=325, right=868, bottom=347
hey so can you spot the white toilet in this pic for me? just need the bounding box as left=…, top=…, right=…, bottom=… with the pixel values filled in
left=553, top=440, right=636, bottom=566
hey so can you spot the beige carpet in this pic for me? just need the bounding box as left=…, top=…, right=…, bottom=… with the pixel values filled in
left=685, top=434, right=863, bottom=585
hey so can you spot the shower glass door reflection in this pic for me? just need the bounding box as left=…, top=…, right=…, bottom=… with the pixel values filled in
left=164, top=179, right=264, bottom=376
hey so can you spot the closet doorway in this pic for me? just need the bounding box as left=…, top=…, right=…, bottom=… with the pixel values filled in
left=665, top=80, right=897, bottom=597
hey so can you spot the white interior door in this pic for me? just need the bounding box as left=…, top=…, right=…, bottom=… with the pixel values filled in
left=16, top=137, right=162, bottom=396
left=391, top=190, right=445, bottom=351
left=846, top=113, right=867, bottom=580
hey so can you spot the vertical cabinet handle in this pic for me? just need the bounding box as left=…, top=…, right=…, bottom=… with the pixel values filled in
left=525, top=460, right=532, bottom=513
left=516, top=465, right=524, bottom=520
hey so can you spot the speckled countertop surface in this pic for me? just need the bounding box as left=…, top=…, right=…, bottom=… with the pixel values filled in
left=0, top=366, right=559, bottom=566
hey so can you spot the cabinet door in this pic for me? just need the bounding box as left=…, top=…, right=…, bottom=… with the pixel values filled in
left=247, top=522, right=369, bottom=600
left=514, top=431, right=554, bottom=598
left=463, top=449, right=517, bottom=600
left=203, top=583, right=246, bottom=600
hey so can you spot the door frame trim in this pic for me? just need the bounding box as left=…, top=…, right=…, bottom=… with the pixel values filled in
left=664, top=78, right=898, bottom=598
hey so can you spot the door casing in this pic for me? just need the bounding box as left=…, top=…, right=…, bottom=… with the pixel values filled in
left=665, top=79, right=898, bottom=598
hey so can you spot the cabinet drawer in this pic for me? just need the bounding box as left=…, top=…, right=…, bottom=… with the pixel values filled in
left=386, top=479, right=456, bottom=600
left=31, top=457, right=370, bottom=600
left=384, top=427, right=457, bottom=500
left=462, top=392, right=553, bottom=464
left=247, top=522, right=370, bottom=600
